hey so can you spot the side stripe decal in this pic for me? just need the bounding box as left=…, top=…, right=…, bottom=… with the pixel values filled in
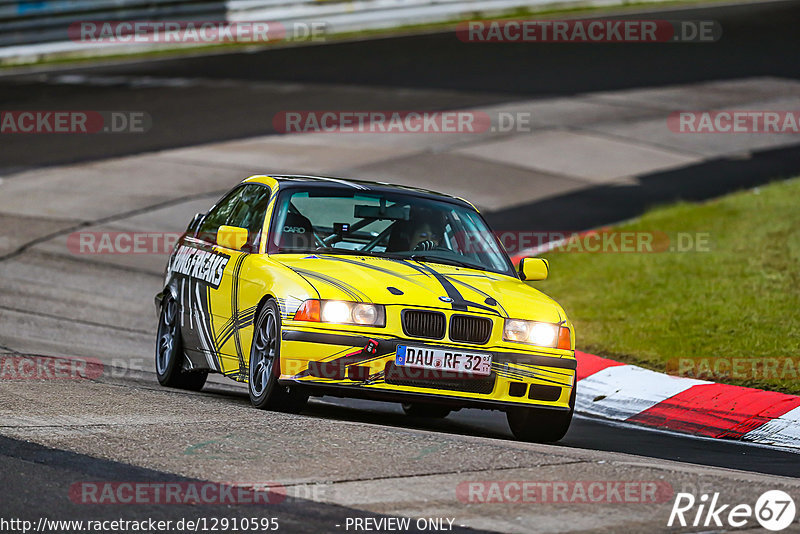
left=230, top=253, right=248, bottom=373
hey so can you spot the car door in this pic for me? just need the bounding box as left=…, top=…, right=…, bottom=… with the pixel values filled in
left=202, top=184, right=273, bottom=379
left=174, top=186, right=246, bottom=372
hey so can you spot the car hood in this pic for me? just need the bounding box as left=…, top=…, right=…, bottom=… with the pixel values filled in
left=273, top=254, right=565, bottom=323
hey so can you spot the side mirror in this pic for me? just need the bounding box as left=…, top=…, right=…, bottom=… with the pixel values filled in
left=519, top=257, right=549, bottom=281
left=217, top=225, right=248, bottom=251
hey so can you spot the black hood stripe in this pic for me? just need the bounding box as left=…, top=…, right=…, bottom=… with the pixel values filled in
left=412, top=262, right=501, bottom=315
left=445, top=276, right=509, bottom=318
left=289, top=256, right=505, bottom=316
left=409, top=261, right=467, bottom=311
left=391, top=258, right=432, bottom=278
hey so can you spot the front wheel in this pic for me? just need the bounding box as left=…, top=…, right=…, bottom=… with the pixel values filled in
left=248, top=299, right=307, bottom=413
left=155, top=294, right=207, bottom=391
left=506, top=386, right=575, bottom=443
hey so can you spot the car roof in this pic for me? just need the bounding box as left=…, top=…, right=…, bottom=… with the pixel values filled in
left=244, top=174, right=476, bottom=209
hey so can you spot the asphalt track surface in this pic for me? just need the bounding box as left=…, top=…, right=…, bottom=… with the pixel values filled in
left=0, top=435, right=478, bottom=534
left=312, top=399, right=800, bottom=478
left=2, top=0, right=800, bottom=530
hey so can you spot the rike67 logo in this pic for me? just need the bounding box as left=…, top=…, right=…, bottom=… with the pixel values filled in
left=669, top=490, right=796, bottom=531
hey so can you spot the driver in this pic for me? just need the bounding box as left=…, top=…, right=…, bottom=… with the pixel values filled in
left=409, top=220, right=440, bottom=251
left=387, top=209, right=445, bottom=252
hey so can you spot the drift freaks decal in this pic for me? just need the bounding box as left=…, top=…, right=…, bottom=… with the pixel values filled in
left=170, top=246, right=230, bottom=289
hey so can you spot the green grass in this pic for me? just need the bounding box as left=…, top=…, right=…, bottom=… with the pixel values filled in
left=534, top=178, right=800, bottom=394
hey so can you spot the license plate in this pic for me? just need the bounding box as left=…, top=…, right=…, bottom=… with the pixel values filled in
left=395, top=345, right=492, bottom=376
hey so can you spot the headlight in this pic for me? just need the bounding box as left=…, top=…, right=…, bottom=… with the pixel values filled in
left=530, top=322, right=558, bottom=347
left=321, top=301, right=351, bottom=323
left=503, top=319, right=530, bottom=342
left=294, top=299, right=385, bottom=327
left=352, top=303, right=379, bottom=325
left=503, top=319, right=571, bottom=349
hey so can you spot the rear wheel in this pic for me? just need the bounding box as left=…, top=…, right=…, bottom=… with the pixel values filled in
left=248, top=299, right=307, bottom=413
left=506, top=386, right=575, bottom=443
left=401, top=403, right=451, bottom=419
left=155, top=294, right=207, bottom=391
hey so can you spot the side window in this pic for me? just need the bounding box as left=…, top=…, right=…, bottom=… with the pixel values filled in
left=226, top=185, right=271, bottom=252
left=197, top=187, right=246, bottom=244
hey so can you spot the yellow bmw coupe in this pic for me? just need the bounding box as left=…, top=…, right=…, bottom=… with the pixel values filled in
left=155, top=175, right=576, bottom=442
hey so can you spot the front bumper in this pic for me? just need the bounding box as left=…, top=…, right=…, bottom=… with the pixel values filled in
left=278, top=327, right=576, bottom=411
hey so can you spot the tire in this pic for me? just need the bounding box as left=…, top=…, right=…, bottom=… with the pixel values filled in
left=155, top=294, right=207, bottom=391
left=506, top=386, right=575, bottom=443
left=248, top=299, right=308, bottom=413
left=401, top=403, right=451, bottom=419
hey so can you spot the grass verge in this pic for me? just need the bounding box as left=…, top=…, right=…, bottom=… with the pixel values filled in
left=535, top=177, right=800, bottom=394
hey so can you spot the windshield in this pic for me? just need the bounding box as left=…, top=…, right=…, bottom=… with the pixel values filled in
left=268, top=187, right=515, bottom=276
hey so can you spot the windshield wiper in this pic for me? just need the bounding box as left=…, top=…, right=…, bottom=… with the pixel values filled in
left=409, top=254, right=484, bottom=270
